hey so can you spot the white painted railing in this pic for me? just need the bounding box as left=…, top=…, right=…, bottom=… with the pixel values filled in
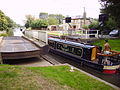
left=59, top=30, right=99, bottom=39
left=76, top=30, right=99, bottom=38
left=24, top=30, right=48, bottom=44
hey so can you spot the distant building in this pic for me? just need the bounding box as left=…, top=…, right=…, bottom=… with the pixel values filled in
left=39, top=13, right=48, bottom=19
left=62, top=7, right=93, bottom=30
left=47, top=25, right=63, bottom=31
left=63, top=17, right=92, bottom=30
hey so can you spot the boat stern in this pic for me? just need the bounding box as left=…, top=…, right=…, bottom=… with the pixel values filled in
left=103, top=65, right=120, bottom=74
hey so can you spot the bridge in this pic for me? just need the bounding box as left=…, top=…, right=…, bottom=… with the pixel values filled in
left=0, top=30, right=49, bottom=64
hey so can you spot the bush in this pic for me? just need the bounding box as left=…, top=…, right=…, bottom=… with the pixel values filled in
left=0, top=33, right=8, bottom=37
left=31, top=19, right=48, bottom=29
left=7, top=29, right=13, bottom=36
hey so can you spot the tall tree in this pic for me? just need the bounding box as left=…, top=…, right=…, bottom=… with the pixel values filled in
left=0, top=10, right=15, bottom=31
left=25, top=15, right=35, bottom=28
left=89, top=20, right=99, bottom=30
left=49, top=14, right=64, bottom=24
left=48, top=17, right=59, bottom=25
left=105, top=17, right=117, bottom=30
left=31, top=19, right=48, bottom=29
left=99, top=0, right=120, bottom=28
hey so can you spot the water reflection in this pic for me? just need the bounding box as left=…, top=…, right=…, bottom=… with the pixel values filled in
left=13, top=28, right=24, bottom=36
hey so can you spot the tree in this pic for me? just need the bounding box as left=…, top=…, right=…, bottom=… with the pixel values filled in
left=25, top=12, right=65, bottom=29
left=105, top=17, right=117, bottom=30
left=25, top=15, right=35, bottom=28
left=39, top=12, right=65, bottom=25
left=0, top=10, right=15, bottom=31
left=82, top=25, right=89, bottom=30
left=99, top=0, right=120, bottom=28
left=31, top=19, right=48, bottom=29
left=48, top=17, right=59, bottom=25
left=89, top=20, right=99, bottom=30
left=6, top=16, right=16, bottom=28
left=49, top=14, right=64, bottom=24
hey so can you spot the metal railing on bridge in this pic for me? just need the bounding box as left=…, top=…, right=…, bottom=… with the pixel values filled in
left=24, top=30, right=48, bottom=44
left=24, top=30, right=99, bottom=44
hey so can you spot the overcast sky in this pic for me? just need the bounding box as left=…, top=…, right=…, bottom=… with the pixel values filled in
left=0, top=0, right=101, bottom=25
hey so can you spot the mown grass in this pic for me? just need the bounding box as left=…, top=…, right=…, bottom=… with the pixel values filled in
left=29, top=66, right=115, bottom=90
left=92, top=39, right=120, bottom=51
left=0, top=65, right=41, bottom=90
left=0, top=65, right=116, bottom=90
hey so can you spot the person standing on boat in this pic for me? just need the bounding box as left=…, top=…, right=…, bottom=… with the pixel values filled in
left=103, top=40, right=111, bottom=64
left=103, top=40, right=111, bottom=54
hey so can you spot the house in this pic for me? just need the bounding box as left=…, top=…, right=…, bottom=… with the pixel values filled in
left=62, top=17, right=92, bottom=30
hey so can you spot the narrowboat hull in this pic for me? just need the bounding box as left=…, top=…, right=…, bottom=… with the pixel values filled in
left=49, top=46, right=120, bottom=74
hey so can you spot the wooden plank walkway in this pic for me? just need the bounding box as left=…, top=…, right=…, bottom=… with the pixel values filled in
left=0, top=36, right=41, bottom=59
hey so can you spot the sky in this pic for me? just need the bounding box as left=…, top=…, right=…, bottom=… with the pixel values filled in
left=0, top=0, right=101, bottom=25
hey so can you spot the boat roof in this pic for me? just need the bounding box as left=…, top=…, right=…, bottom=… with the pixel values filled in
left=48, top=38, right=95, bottom=49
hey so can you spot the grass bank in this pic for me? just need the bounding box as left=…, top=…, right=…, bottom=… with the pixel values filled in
left=0, top=65, right=115, bottom=90
left=92, top=39, right=120, bottom=51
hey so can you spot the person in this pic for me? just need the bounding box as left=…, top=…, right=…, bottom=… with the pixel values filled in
left=103, top=40, right=111, bottom=54
left=103, top=40, right=111, bottom=65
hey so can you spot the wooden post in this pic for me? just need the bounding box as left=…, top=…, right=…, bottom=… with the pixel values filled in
left=96, top=30, right=99, bottom=38
left=0, top=53, right=3, bottom=64
left=85, top=30, right=87, bottom=39
left=45, top=31, right=48, bottom=44
left=0, top=37, right=3, bottom=64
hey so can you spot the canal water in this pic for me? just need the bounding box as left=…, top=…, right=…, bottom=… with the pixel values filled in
left=13, top=28, right=24, bottom=36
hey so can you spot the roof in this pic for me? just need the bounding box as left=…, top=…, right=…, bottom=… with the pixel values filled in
left=48, top=38, right=95, bottom=49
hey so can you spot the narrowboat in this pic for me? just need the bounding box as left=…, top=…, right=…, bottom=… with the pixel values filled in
left=48, top=37, right=120, bottom=74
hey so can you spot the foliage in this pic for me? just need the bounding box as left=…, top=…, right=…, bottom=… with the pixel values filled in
left=25, top=13, right=65, bottom=29
left=99, top=17, right=117, bottom=34
left=24, top=15, right=35, bottom=28
left=89, top=20, right=99, bottom=30
left=0, top=10, right=8, bottom=31
left=82, top=25, right=89, bottom=29
left=105, top=17, right=117, bottom=30
left=5, top=16, right=15, bottom=28
left=0, top=29, right=13, bottom=36
left=0, top=33, right=8, bottom=37
left=0, top=10, right=15, bottom=32
left=7, top=28, right=13, bottom=36
left=31, top=19, right=48, bottom=29
left=39, top=12, right=65, bottom=24
left=25, top=15, right=48, bottom=29
left=48, top=17, right=59, bottom=25
left=49, top=14, right=64, bottom=24
left=99, top=0, right=120, bottom=28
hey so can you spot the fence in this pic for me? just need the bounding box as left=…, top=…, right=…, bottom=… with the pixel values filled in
left=75, top=30, right=99, bottom=38
left=54, top=30, right=99, bottom=39
left=24, top=30, right=99, bottom=43
left=24, top=30, right=48, bottom=44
